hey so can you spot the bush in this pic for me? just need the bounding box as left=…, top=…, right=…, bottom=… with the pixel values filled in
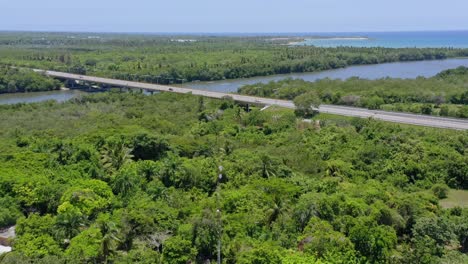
left=162, top=236, right=197, bottom=264
left=432, top=184, right=449, bottom=199
left=0, top=196, right=23, bottom=227
left=363, top=96, right=385, bottom=109
left=237, top=244, right=282, bottom=264
left=457, top=106, right=468, bottom=118
left=293, top=91, right=321, bottom=117
left=421, top=104, right=433, bottom=115
left=439, top=105, right=450, bottom=116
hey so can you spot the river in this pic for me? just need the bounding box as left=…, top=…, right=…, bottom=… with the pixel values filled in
left=1, top=58, right=468, bottom=105
left=179, top=58, right=468, bottom=92
left=0, top=90, right=85, bottom=105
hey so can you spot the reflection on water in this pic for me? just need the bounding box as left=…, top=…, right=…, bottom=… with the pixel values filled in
left=0, top=90, right=85, bottom=105
left=1, top=58, right=468, bottom=105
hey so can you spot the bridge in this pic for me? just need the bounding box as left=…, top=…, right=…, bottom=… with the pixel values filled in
left=35, top=69, right=468, bottom=130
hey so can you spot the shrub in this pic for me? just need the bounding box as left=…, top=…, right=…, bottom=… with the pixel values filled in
left=431, top=184, right=449, bottom=199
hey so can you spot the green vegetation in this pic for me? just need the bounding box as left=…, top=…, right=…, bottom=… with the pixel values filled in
left=1, top=32, right=468, bottom=84
left=293, top=91, right=322, bottom=117
left=440, top=190, right=468, bottom=209
left=0, top=92, right=467, bottom=263
left=0, top=66, right=61, bottom=93
left=239, top=66, right=468, bottom=118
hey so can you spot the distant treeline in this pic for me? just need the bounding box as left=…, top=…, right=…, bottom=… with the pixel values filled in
left=239, top=67, right=468, bottom=118
left=0, top=66, right=61, bottom=93
left=1, top=33, right=468, bottom=84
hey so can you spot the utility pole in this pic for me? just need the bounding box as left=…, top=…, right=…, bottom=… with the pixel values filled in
left=216, top=165, right=223, bottom=264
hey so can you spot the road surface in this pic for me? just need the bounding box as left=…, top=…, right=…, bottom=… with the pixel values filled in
left=35, top=69, right=468, bottom=130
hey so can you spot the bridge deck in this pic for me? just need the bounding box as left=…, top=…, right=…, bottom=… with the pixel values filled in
left=36, top=69, right=468, bottom=130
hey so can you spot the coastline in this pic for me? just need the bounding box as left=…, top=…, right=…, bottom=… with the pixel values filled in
left=288, top=36, right=369, bottom=45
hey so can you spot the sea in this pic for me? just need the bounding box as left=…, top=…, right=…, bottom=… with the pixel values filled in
left=2, top=31, right=468, bottom=104
left=293, top=31, right=468, bottom=48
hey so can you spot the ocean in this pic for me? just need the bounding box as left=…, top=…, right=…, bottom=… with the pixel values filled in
left=294, top=31, right=468, bottom=48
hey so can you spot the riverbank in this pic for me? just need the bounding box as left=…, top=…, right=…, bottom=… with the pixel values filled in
left=179, top=57, right=468, bottom=92
left=2, top=58, right=468, bottom=105
left=3, top=32, right=468, bottom=86
left=0, top=90, right=85, bottom=105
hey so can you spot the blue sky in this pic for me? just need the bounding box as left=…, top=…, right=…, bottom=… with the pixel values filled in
left=1, top=0, right=467, bottom=33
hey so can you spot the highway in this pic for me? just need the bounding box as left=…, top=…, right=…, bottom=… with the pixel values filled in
left=35, top=69, right=468, bottom=130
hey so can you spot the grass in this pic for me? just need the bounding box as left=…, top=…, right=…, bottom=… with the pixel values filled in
left=439, top=190, right=468, bottom=209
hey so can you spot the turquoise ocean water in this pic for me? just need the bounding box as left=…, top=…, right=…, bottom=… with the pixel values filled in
left=295, top=31, right=468, bottom=48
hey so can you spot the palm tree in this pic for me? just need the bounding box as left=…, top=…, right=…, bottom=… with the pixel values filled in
left=234, top=106, right=243, bottom=123
left=97, top=217, right=121, bottom=263
left=112, top=170, right=137, bottom=197
left=100, top=139, right=133, bottom=174
left=266, top=195, right=285, bottom=227
left=260, top=154, right=277, bottom=178
left=54, top=210, right=86, bottom=244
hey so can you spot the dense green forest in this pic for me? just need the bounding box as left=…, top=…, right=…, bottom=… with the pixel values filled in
left=1, top=32, right=468, bottom=84
left=0, top=92, right=467, bottom=263
left=0, top=66, right=61, bottom=93
left=239, top=67, right=468, bottom=118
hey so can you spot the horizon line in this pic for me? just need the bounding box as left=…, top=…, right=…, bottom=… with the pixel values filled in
left=0, top=29, right=468, bottom=35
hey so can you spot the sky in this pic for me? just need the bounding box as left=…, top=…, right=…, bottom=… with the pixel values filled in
left=1, top=0, right=467, bottom=33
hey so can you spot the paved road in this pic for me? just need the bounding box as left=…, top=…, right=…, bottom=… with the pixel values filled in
left=36, top=69, right=468, bottom=130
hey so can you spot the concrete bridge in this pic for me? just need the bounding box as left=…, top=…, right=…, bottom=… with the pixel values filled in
left=35, top=69, right=468, bottom=130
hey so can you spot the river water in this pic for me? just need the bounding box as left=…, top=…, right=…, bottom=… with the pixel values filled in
left=1, top=58, right=468, bottom=105
left=179, top=58, right=468, bottom=92
left=0, top=90, right=85, bottom=105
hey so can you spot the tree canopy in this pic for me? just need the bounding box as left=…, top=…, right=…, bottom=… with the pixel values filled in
left=0, top=91, right=467, bottom=263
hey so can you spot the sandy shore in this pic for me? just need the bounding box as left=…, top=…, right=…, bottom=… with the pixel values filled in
left=288, top=36, right=369, bottom=45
